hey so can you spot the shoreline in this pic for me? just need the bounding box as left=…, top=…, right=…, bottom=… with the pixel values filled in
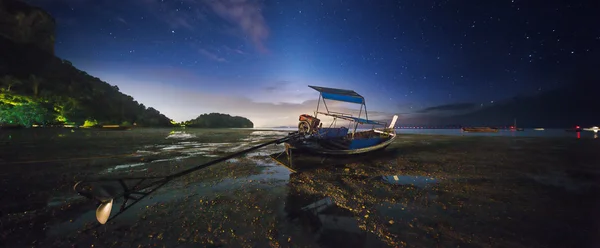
left=1, top=126, right=595, bottom=139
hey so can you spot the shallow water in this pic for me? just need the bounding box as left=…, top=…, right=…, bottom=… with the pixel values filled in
left=1, top=128, right=598, bottom=247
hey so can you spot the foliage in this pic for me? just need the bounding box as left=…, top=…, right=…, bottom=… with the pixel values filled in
left=184, top=113, right=254, bottom=128
left=0, top=101, right=52, bottom=127
left=0, top=35, right=173, bottom=127
left=83, top=119, right=98, bottom=127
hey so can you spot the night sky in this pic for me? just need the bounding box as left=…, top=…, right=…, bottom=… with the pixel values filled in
left=26, top=0, right=598, bottom=127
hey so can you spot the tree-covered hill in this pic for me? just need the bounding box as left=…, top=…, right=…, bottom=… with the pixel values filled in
left=0, top=0, right=173, bottom=127
left=184, top=113, right=254, bottom=128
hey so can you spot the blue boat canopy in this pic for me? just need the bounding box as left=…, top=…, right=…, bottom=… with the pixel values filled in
left=347, top=116, right=383, bottom=125
left=309, top=85, right=364, bottom=104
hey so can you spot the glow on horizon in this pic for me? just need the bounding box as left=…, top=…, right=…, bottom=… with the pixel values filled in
left=76, top=61, right=399, bottom=127
left=99, top=73, right=395, bottom=127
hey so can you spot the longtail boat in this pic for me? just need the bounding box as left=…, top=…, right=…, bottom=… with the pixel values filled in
left=283, top=85, right=398, bottom=156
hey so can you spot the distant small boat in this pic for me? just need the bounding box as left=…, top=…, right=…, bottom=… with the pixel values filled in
left=565, top=126, right=582, bottom=132
left=461, top=127, right=498, bottom=133
left=510, top=118, right=524, bottom=131
left=583, top=126, right=599, bottom=133
left=534, top=128, right=545, bottom=131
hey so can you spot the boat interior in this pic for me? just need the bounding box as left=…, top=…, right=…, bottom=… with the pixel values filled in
left=310, top=127, right=394, bottom=150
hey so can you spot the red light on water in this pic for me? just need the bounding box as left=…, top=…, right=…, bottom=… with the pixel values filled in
left=577, top=132, right=581, bottom=139
left=576, top=125, right=580, bottom=129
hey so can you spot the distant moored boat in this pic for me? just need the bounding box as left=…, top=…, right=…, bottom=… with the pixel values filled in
left=510, top=118, right=524, bottom=131
left=565, top=126, right=582, bottom=132
left=583, top=126, right=599, bottom=133
left=461, top=127, right=499, bottom=133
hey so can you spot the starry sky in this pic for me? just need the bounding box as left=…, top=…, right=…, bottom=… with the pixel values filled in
left=26, top=0, right=598, bottom=127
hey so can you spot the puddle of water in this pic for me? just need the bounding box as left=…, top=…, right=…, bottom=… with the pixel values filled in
left=527, top=172, right=595, bottom=191
left=132, top=150, right=161, bottom=156
left=47, top=195, right=85, bottom=207
left=178, top=141, right=196, bottom=144
left=113, top=162, right=146, bottom=170
left=380, top=175, right=438, bottom=187
left=201, top=142, right=232, bottom=147
left=250, top=131, right=285, bottom=136
left=319, top=214, right=363, bottom=234
left=105, top=163, right=146, bottom=173
left=222, top=143, right=249, bottom=153
left=245, top=160, right=292, bottom=182
left=286, top=196, right=372, bottom=246
left=151, top=155, right=192, bottom=163
left=162, top=145, right=186, bottom=150
left=166, top=131, right=196, bottom=140
left=245, top=151, right=270, bottom=158
left=226, top=158, right=240, bottom=163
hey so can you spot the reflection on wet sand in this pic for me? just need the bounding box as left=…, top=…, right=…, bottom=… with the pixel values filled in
left=276, top=146, right=443, bottom=247
left=285, top=172, right=374, bottom=247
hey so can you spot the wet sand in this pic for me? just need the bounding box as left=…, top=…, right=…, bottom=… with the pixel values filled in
left=0, top=128, right=598, bottom=247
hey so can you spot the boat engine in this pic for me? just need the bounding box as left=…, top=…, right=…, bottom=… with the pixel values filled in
left=298, top=114, right=321, bottom=134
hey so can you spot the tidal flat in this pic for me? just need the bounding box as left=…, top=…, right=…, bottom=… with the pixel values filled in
left=0, top=128, right=598, bottom=247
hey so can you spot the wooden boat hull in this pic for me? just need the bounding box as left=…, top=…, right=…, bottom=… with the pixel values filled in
left=269, top=144, right=401, bottom=172
left=285, top=129, right=396, bottom=156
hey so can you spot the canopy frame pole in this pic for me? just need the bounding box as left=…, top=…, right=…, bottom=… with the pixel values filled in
left=364, top=100, right=369, bottom=122
left=322, top=97, right=330, bottom=113
left=315, top=94, right=321, bottom=118
left=352, top=103, right=363, bottom=138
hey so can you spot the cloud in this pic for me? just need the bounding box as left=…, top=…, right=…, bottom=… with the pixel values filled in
left=165, top=15, right=196, bottom=30
left=115, top=17, right=127, bottom=25
left=261, top=81, right=291, bottom=92
left=203, top=0, right=269, bottom=53
left=135, top=0, right=206, bottom=31
left=416, top=103, right=477, bottom=114
left=132, top=0, right=269, bottom=52
left=198, top=49, right=227, bottom=62
left=222, top=45, right=246, bottom=55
